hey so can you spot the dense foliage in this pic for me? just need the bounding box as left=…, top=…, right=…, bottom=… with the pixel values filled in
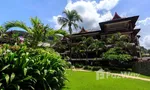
left=102, top=33, right=134, bottom=62
left=0, top=44, right=66, bottom=90
left=102, top=47, right=132, bottom=61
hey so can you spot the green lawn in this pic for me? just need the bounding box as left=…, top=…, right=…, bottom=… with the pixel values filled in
left=63, top=70, right=150, bottom=90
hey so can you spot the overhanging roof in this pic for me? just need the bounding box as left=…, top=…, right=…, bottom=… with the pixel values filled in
left=99, top=16, right=139, bottom=30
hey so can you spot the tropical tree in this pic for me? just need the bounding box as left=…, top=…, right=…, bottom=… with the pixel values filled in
left=107, top=32, right=130, bottom=47
left=88, top=39, right=105, bottom=60
left=0, top=26, right=6, bottom=37
left=102, top=33, right=134, bottom=65
left=79, top=37, right=95, bottom=60
left=54, top=29, right=68, bottom=36
left=58, top=9, right=83, bottom=34
left=106, top=32, right=138, bottom=55
left=148, top=49, right=150, bottom=56
left=102, top=47, right=132, bottom=61
left=4, top=17, right=50, bottom=47
left=47, top=29, right=68, bottom=47
left=71, top=44, right=80, bottom=58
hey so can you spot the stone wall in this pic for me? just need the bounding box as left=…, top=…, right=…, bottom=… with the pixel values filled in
left=132, top=61, right=150, bottom=76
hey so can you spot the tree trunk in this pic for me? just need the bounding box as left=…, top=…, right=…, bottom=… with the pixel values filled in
left=68, top=23, right=72, bottom=35
left=69, top=24, right=72, bottom=61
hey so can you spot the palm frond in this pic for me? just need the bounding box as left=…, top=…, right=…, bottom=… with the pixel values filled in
left=58, top=9, right=83, bottom=34
left=72, top=23, right=78, bottom=30
left=63, top=10, right=71, bottom=20
left=30, top=17, right=41, bottom=29
left=4, top=21, right=31, bottom=32
left=58, top=17, right=68, bottom=25
left=60, top=23, right=67, bottom=29
left=0, top=26, right=6, bottom=35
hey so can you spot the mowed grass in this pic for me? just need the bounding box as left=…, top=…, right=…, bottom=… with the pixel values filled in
left=63, top=70, right=150, bottom=90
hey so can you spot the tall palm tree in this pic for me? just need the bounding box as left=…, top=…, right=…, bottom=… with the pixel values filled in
left=58, top=9, right=83, bottom=34
left=4, top=17, right=50, bottom=47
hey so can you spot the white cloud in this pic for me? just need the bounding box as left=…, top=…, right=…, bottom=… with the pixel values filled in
left=49, top=15, right=63, bottom=29
left=138, top=17, right=150, bottom=26
left=50, top=0, right=150, bottom=49
left=51, top=0, right=119, bottom=32
left=96, top=0, right=119, bottom=10
left=141, top=35, right=150, bottom=49
left=137, top=17, right=150, bottom=49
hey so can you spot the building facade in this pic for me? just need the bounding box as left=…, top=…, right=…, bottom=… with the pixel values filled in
left=60, top=13, right=141, bottom=61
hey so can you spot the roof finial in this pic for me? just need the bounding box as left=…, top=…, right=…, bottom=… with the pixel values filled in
left=112, top=12, right=121, bottom=20
left=79, top=27, right=88, bottom=33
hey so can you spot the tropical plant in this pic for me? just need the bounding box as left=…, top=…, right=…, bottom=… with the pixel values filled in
left=54, top=29, right=68, bottom=36
left=79, top=37, right=105, bottom=60
left=88, top=39, right=105, bottom=59
left=107, top=32, right=130, bottom=47
left=4, top=17, right=50, bottom=47
left=0, top=44, right=66, bottom=90
left=102, top=47, right=132, bottom=61
left=79, top=37, right=90, bottom=59
left=106, top=32, right=139, bottom=56
left=58, top=9, right=83, bottom=34
left=0, top=26, right=6, bottom=37
left=47, top=29, right=68, bottom=47
left=71, top=44, right=80, bottom=58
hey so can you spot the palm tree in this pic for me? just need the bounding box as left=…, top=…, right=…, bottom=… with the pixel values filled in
left=4, top=17, right=50, bottom=47
left=58, top=9, right=83, bottom=34
left=47, top=29, right=68, bottom=47
left=87, top=38, right=105, bottom=61
left=79, top=37, right=94, bottom=60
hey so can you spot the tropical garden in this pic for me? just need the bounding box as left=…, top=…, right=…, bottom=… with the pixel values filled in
left=0, top=16, right=69, bottom=89
left=0, top=9, right=149, bottom=90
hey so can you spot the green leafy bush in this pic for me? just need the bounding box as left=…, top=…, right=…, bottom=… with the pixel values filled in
left=74, top=64, right=83, bottom=68
left=102, top=47, right=132, bottom=61
left=91, top=66, right=102, bottom=71
left=66, top=61, right=72, bottom=69
left=0, top=44, right=66, bottom=90
left=83, top=66, right=93, bottom=70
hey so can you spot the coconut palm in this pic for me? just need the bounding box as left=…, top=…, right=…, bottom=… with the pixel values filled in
left=4, top=17, right=50, bottom=47
left=58, top=9, right=83, bottom=34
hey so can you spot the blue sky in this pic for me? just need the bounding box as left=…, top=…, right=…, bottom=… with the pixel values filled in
left=0, top=0, right=150, bottom=48
left=0, top=0, right=67, bottom=26
left=0, top=0, right=149, bottom=25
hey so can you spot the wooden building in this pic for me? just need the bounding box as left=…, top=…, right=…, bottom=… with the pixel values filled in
left=60, top=13, right=141, bottom=62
